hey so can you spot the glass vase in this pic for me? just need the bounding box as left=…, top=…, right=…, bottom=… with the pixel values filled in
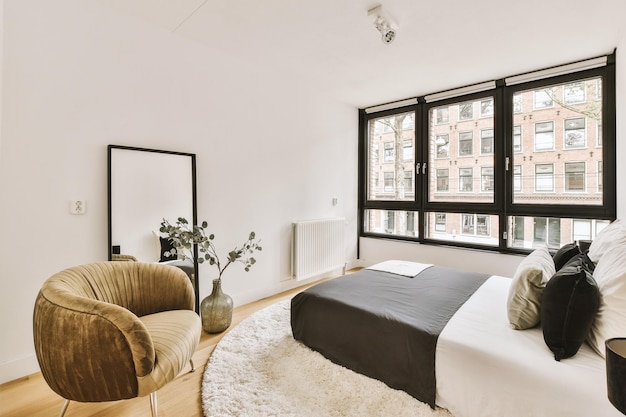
left=200, top=279, right=233, bottom=333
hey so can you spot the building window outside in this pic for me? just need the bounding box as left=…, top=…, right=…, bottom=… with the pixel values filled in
left=459, top=102, right=473, bottom=120
left=481, top=167, right=494, bottom=192
left=459, top=167, right=473, bottom=192
left=462, top=214, right=475, bottom=234
left=573, top=219, right=592, bottom=241
left=533, top=217, right=561, bottom=248
left=513, top=125, right=522, bottom=152
left=535, top=121, right=555, bottom=151
left=384, top=172, right=394, bottom=192
left=386, top=210, right=395, bottom=233
left=481, top=129, right=494, bottom=154
left=476, top=215, right=489, bottom=236
left=436, top=134, right=449, bottom=158
left=534, top=89, right=554, bottom=109
left=564, top=117, right=586, bottom=149
left=597, top=123, right=603, bottom=147
left=436, top=169, right=449, bottom=192
left=574, top=219, right=611, bottom=241
left=435, top=213, right=446, bottom=232
left=598, top=161, right=603, bottom=192
left=459, top=131, right=473, bottom=156
left=513, top=93, right=522, bottom=113
left=435, top=107, right=449, bottom=124
left=513, top=165, right=522, bottom=192
left=480, top=98, right=494, bottom=117
left=564, top=82, right=586, bottom=104
left=403, top=139, right=413, bottom=161
left=384, top=142, right=394, bottom=162
left=535, top=164, right=554, bottom=192
left=404, top=170, right=413, bottom=192
left=512, top=216, right=525, bottom=246
left=565, top=162, right=585, bottom=192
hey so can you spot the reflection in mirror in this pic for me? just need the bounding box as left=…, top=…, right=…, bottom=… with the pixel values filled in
left=107, top=145, right=198, bottom=309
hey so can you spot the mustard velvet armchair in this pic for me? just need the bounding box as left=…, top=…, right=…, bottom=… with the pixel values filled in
left=33, top=262, right=202, bottom=417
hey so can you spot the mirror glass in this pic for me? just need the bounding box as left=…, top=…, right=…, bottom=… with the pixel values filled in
left=107, top=145, right=198, bottom=308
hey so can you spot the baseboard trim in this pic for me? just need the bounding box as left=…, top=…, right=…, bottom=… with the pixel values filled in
left=0, top=354, right=40, bottom=385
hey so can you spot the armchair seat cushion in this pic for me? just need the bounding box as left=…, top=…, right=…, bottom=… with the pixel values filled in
left=138, top=310, right=201, bottom=395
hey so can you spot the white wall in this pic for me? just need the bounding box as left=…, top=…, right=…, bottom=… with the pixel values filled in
left=0, top=0, right=357, bottom=383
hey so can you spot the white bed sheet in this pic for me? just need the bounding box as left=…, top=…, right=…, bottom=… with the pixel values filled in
left=435, top=275, right=620, bottom=417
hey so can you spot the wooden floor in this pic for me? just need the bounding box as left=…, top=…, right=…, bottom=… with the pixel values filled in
left=0, top=275, right=339, bottom=417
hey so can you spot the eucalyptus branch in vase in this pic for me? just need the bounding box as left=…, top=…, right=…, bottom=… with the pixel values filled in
left=160, top=217, right=262, bottom=282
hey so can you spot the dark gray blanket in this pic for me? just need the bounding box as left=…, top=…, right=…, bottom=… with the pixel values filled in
left=290, top=266, right=489, bottom=407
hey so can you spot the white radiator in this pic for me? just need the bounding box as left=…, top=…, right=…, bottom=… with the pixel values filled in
left=292, top=218, right=346, bottom=281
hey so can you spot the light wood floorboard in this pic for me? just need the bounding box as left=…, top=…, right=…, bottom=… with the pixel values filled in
left=0, top=274, right=343, bottom=417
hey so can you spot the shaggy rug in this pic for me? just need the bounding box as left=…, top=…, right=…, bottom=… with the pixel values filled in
left=202, top=300, right=454, bottom=417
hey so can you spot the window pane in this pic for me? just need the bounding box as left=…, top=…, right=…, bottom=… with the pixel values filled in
left=367, top=111, right=415, bottom=201
left=535, top=121, right=554, bottom=150
left=436, top=168, right=449, bottom=191
left=506, top=217, right=612, bottom=250
left=564, top=117, right=586, bottom=148
left=565, top=162, right=585, bottom=191
left=513, top=125, right=522, bottom=152
left=481, top=129, right=494, bottom=154
left=481, top=167, right=494, bottom=192
left=425, top=212, right=498, bottom=246
left=429, top=96, right=494, bottom=203
left=534, top=89, right=554, bottom=109
left=436, top=107, right=449, bottom=124
left=436, top=134, right=449, bottom=158
left=564, top=82, right=586, bottom=104
left=480, top=99, right=494, bottom=117
left=513, top=165, right=522, bottom=191
left=364, top=209, right=419, bottom=237
left=459, top=102, right=473, bottom=120
left=512, top=77, right=603, bottom=205
left=459, top=168, right=473, bottom=192
left=459, top=131, right=473, bottom=156
left=535, top=164, right=554, bottom=192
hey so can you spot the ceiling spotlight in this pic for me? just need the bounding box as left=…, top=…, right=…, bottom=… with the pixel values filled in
left=368, top=5, right=397, bottom=44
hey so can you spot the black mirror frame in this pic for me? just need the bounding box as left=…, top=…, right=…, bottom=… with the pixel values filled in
left=107, top=145, right=199, bottom=311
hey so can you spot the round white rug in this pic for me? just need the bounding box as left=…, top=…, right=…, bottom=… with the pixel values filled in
left=202, top=300, right=453, bottom=417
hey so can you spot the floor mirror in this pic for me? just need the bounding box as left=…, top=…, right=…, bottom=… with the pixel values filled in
left=107, top=145, right=199, bottom=310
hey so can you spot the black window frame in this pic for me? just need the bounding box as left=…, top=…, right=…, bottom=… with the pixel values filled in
left=358, top=52, right=616, bottom=254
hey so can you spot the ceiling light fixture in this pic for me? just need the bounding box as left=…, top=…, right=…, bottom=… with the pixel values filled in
left=368, top=5, right=397, bottom=44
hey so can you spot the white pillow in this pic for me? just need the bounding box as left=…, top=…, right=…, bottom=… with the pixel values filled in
left=587, top=244, right=626, bottom=357
left=588, top=219, right=626, bottom=263
left=507, top=246, right=556, bottom=330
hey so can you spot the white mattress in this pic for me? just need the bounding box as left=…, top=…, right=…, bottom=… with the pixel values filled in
left=435, top=275, right=620, bottom=417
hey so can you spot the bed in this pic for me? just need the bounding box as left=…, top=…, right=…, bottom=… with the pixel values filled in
left=290, top=221, right=626, bottom=417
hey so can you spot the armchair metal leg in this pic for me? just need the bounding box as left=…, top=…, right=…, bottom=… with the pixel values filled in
left=57, top=399, right=70, bottom=417
left=150, top=391, right=158, bottom=417
left=189, top=358, right=196, bottom=372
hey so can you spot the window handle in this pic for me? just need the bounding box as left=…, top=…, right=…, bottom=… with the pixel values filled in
left=505, top=157, right=510, bottom=171
left=416, top=163, right=421, bottom=174
left=422, top=163, right=427, bottom=175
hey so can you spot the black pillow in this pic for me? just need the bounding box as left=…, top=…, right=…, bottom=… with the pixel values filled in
left=552, top=242, right=581, bottom=271
left=540, top=254, right=599, bottom=361
left=159, top=237, right=177, bottom=262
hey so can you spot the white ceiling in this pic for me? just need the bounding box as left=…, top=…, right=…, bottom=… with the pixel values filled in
left=97, top=0, right=623, bottom=108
